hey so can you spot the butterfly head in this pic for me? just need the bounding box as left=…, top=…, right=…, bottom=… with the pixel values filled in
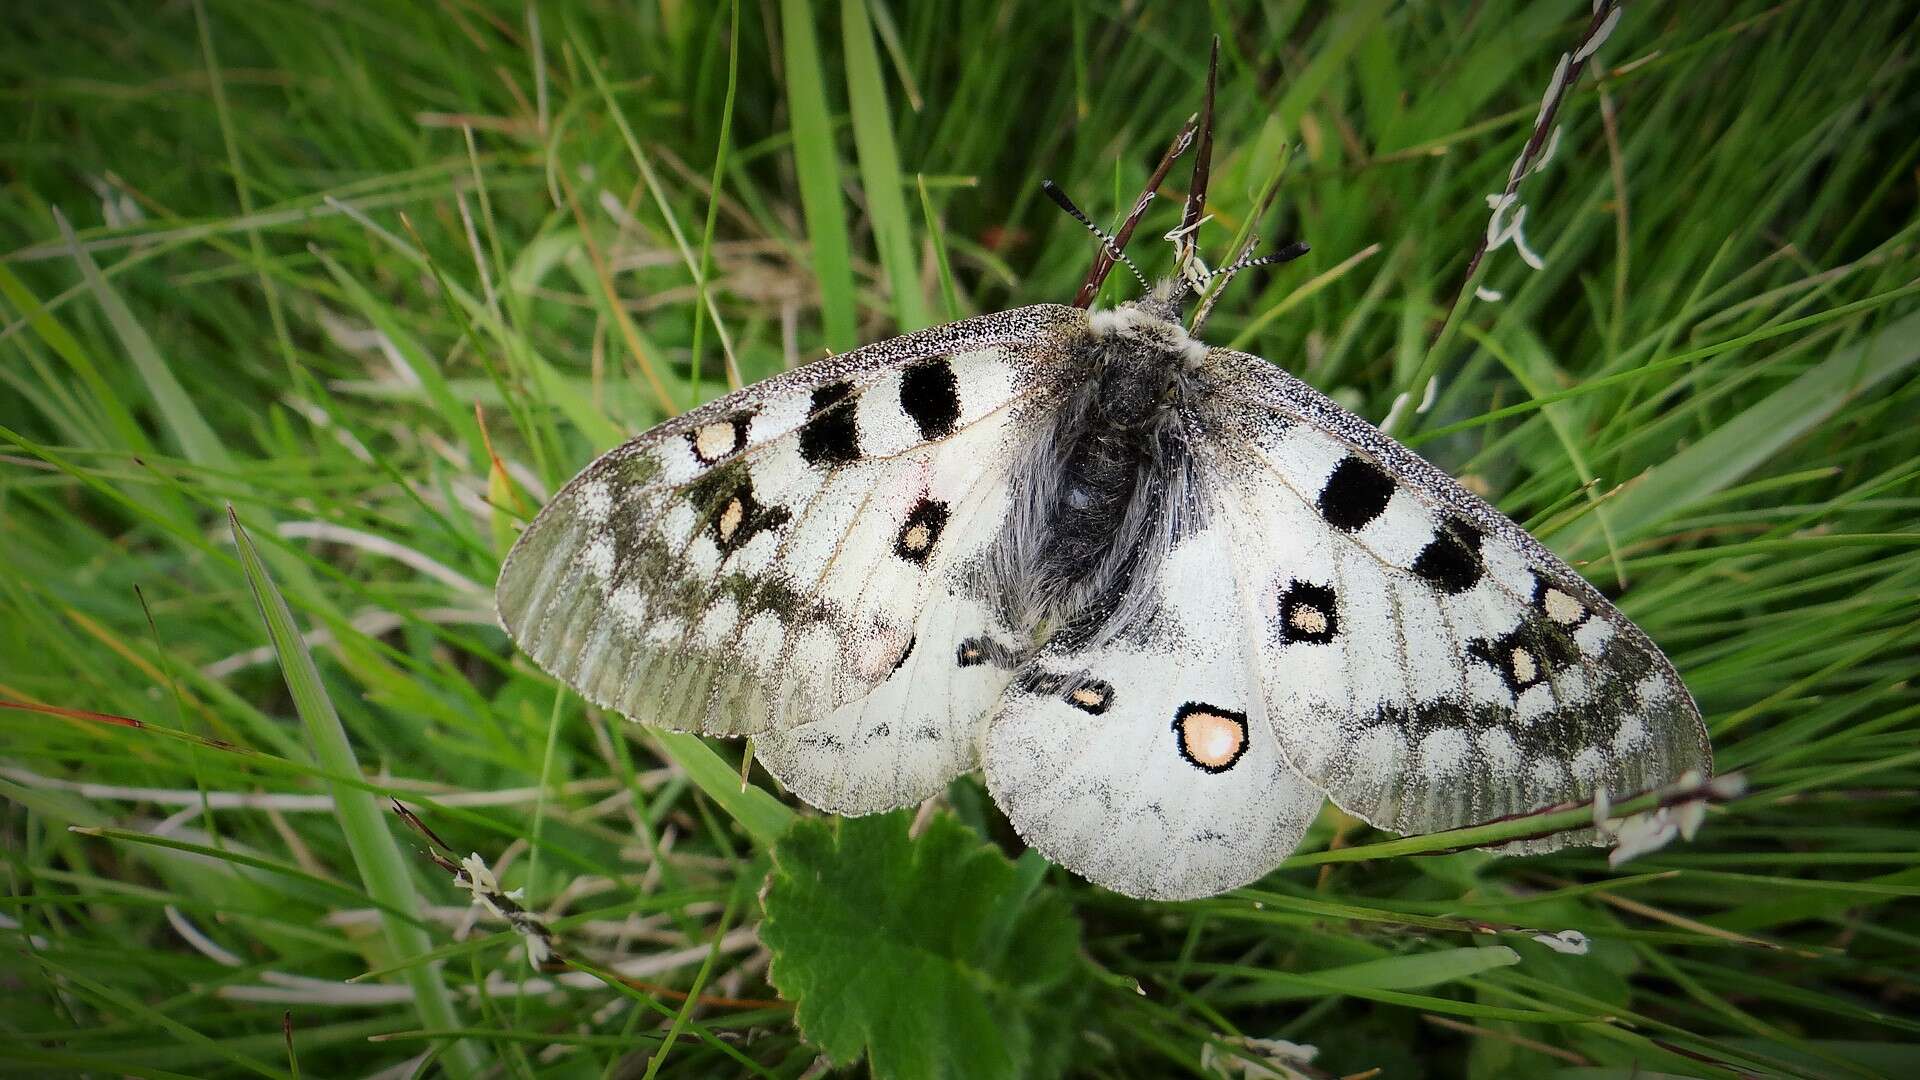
left=1047, top=37, right=1308, bottom=334
left=1044, top=155, right=1309, bottom=342
left=1085, top=303, right=1206, bottom=430
left=1118, top=278, right=1190, bottom=329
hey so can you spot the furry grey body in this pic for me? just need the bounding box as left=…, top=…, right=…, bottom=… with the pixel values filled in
left=982, top=304, right=1210, bottom=654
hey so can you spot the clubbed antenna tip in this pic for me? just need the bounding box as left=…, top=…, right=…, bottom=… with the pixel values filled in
left=1044, top=179, right=1151, bottom=294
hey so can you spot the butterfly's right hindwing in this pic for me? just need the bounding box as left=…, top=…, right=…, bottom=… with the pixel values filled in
left=497, top=306, right=1086, bottom=810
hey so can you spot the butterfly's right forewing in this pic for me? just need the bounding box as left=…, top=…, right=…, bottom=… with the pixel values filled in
left=498, top=306, right=1086, bottom=810
left=1198, top=350, right=1710, bottom=850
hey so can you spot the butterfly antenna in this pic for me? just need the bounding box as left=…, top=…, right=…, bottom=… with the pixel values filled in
left=1044, top=180, right=1151, bottom=293
left=1069, top=114, right=1201, bottom=308
left=1210, top=240, right=1311, bottom=278
left=1189, top=239, right=1311, bottom=334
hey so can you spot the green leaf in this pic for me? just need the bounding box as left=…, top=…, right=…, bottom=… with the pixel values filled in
left=762, top=811, right=1088, bottom=1080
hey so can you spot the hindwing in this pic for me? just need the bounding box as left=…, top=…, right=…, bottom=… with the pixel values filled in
left=981, top=518, right=1323, bottom=900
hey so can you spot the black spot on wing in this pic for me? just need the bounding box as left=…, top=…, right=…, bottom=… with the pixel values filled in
left=1317, top=455, right=1395, bottom=530
left=1276, top=580, right=1339, bottom=645
left=799, top=382, right=861, bottom=466
left=1410, top=518, right=1485, bottom=594
left=1064, top=678, right=1115, bottom=716
left=893, top=497, right=950, bottom=564
left=957, top=635, right=1021, bottom=669
left=1531, top=573, right=1593, bottom=628
left=684, top=409, right=754, bottom=464
left=899, top=358, right=961, bottom=440
left=1468, top=619, right=1581, bottom=697
left=688, top=469, right=790, bottom=554
left=1009, top=669, right=1113, bottom=714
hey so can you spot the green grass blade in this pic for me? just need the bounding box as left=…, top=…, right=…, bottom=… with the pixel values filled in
left=312, top=248, right=483, bottom=471
left=917, top=173, right=964, bottom=321
left=1190, top=945, right=1523, bottom=1005
left=5, top=3, right=1918, bottom=1073
left=28, top=956, right=291, bottom=1080
left=193, top=0, right=295, bottom=372
left=55, top=210, right=229, bottom=469
left=0, top=261, right=152, bottom=456
left=1562, top=307, right=1920, bottom=556
left=780, top=0, right=859, bottom=351
left=842, top=0, right=929, bottom=332
left=652, top=731, right=795, bottom=848
left=227, top=509, right=482, bottom=1079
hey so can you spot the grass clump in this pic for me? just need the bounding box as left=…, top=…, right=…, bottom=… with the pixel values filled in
left=4, top=2, right=1918, bottom=1077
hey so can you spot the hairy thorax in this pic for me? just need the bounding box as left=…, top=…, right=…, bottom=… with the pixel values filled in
left=986, top=305, right=1212, bottom=650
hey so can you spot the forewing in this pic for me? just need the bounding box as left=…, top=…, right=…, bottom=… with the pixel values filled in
left=981, top=520, right=1324, bottom=900
left=1195, top=350, right=1710, bottom=851
left=497, top=305, right=1085, bottom=790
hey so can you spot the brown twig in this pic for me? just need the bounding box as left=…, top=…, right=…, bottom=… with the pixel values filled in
left=1173, top=37, right=1220, bottom=275
left=1071, top=116, right=1200, bottom=307
left=1444, top=1, right=1624, bottom=319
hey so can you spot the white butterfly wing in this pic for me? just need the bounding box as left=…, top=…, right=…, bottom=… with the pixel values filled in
left=750, top=485, right=1030, bottom=814
left=498, top=305, right=1086, bottom=812
left=1195, top=349, right=1711, bottom=850
left=981, top=520, right=1324, bottom=901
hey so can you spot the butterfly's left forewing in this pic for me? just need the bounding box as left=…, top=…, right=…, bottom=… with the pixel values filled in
left=498, top=305, right=1086, bottom=813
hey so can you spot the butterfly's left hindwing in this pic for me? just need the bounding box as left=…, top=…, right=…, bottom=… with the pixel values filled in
left=1195, top=350, right=1712, bottom=850
left=982, top=521, right=1324, bottom=900
left=497, top=305, right=1086, bottom=814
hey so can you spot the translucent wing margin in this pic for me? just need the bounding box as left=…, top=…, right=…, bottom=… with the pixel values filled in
left=1195, top=349, right=1711, bottom=851
left=496, top=306, right=1086, bottom=784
